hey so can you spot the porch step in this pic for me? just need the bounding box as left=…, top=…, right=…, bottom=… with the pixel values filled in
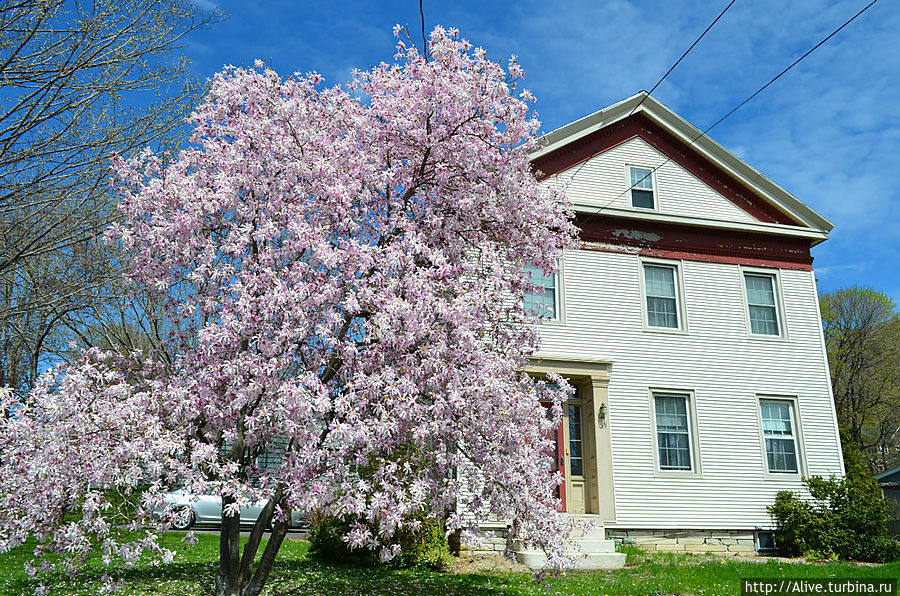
left=567, top=515, right=612, bottom=540
left=510, top=517, right=626, bottom=571
left=514, top=548, right=627, bottom=571
left=569, top=527, right=608, bottom=541
left=573, top=539, right=619, bottom=552
left=509, top=538, right=617, bottom=554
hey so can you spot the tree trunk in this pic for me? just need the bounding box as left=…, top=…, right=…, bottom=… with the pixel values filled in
left=215, top=489, right=289, bottom=596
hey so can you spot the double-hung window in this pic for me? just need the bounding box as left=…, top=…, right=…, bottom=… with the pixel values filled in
left=744, top=273, right=781, bottom=336
left=629, top=166, right=655, bottom=209
left=653, top=393, right=695, bottom=471
left=759, top=399, right=800, bottom=474
left=643, top=263, right=681, bottom=329
left=524, top=265, right=559, bottom=320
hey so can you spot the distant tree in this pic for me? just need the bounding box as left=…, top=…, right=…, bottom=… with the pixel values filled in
left=0, top=0, right=219, bottom=397
left=821, top=286, right=900, bottom=472
left=0, top=26, right=576, bottom=596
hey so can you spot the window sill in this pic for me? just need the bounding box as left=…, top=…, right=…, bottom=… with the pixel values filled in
left=747, top=332, right=789, bottom=342
left=653, top=469, right=703, bottom=479
left=536, top=317, right=566, bottom=327
left=643, top=325, right=689, bottom=336
left=762, top=471, right=804, bottom=481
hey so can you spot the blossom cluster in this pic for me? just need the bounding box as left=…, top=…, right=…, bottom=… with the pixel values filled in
left=0, top=25, right=577, bottom=584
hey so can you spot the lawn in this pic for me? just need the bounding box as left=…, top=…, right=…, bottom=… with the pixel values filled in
left=1, top=534, right=898, bottom=595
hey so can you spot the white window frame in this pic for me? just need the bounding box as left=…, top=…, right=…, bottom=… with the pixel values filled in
left=639, top=258, right=687, bottom=333
left=649, top=389, right=702, bottom=477
left=740, top=267, right=788, bottom=340
left=524, top=259, right=566, bottom=324
left=626, top=164, right=658, bottom=210
left=756, top=395, right=805, bottom=478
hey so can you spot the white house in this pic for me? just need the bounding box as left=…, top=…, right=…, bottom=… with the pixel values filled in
left=467, top=92, right=845, bottom=564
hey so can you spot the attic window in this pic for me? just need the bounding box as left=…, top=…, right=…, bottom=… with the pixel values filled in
left=629, top=166, right=655, bottom=209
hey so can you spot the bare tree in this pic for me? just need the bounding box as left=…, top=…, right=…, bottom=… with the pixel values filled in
left=821, top=286, right=900, bottom=473
left=0, top=0, right=220, bottom=395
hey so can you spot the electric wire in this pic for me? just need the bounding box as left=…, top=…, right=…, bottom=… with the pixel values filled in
left=567, top=0, right=880, bottom=226
left=554, top=0, right=737, bottom=201
left=627, top=0, right=737, bottom=118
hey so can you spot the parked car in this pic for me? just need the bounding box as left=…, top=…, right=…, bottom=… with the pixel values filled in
left=157, top=487, right=308, bottom=531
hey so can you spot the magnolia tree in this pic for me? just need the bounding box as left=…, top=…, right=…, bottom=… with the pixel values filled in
left=0, top=26, right=576, bottom=596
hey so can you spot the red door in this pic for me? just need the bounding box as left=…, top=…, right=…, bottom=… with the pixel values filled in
left=541, top=403, right=567, bottom=512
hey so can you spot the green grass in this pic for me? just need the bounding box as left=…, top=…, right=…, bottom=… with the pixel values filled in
left=544, top=550, right=900, bottom=596
left=1, top=535, right=898, bottom=595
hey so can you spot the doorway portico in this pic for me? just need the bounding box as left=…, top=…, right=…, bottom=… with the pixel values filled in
left=526, top=356, right=616, bottom=522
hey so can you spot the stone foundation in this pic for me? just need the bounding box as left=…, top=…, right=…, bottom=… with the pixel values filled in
left=454, top=526, right=509, bottom=556
left=607, top=529, right=758, bottom=555
left=456, top=526, right=761, bottom=557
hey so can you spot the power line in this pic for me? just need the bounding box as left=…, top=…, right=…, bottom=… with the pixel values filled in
left=557, top=0, right=737, bottom=196
left=570, top=0, right=879, bottom=226
left=628, top=0, right=737, bottom=117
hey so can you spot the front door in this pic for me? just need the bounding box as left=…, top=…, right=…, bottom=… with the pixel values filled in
left=542, top=403, right=567, bottom=511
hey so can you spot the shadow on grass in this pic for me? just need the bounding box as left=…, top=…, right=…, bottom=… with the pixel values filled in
left=268, top=559, right=528, bottom=596
left=4, top=561, right=217, bottom=596
left=5, top=557, right=530, bottom=596
left=6, top=547, right=900, bottom=596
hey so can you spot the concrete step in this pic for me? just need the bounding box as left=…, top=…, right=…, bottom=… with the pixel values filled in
left=569, top=527, right=607, bottom=541
left=570, top=538, right=618, bottom=553
left=515, top=549, right=626, bottom=571
left=568, top=516, right=607, bottom=540
left=510, top=538, right=616, bottom=554
left=508, top=515, right=623, bottom=570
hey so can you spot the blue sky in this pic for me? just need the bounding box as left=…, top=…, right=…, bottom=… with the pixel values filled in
left=184, top=0, right=899, bottom=303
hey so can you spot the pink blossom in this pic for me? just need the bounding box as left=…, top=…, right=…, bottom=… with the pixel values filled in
left=0, top=25, right=577, bottom=590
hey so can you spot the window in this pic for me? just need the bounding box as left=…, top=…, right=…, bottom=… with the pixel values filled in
left=744, top=273, right=781, bottom=335
left=755, top=531, right=777, bottom=552
left=256, top=438, right=287, bottom=471
left=653, top=394, right=694, bottom=471
left=524, top=264, right=558, bottom=320
left=760, top=399, right=799, bottom=474
left=568, top=404, right=583, bottom=476
left=643, top=263, right=680, bottom=329
left=629, top=166, right=655, bottom=209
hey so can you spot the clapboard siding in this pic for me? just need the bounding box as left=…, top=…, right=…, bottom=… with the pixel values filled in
left=537, top=249, right=842, bottom=529
left=543, top=136, right=760, bottom=224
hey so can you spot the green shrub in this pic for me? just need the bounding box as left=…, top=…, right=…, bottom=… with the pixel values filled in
left=307, top=512, right=453, bottom=571
left=768, top=441, right=900, bottom=563
left=307, top=514, right=376, bottom=566
left=390, top=514, right=454, bottom=572
left=308, top=442, right=454, bottom=571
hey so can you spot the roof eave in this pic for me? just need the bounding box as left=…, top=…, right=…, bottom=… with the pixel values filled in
left=531, top=93, right=834, bottom=236
left=877, top=465, right=900, bottom=481
left=572, top=204, right=830, bottom=243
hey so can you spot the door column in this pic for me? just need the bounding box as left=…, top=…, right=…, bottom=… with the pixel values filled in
left=589, top=373, right=616, bottom=522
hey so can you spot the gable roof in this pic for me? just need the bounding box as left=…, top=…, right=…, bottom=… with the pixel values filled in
left=529, top=92, right=833, bottom=242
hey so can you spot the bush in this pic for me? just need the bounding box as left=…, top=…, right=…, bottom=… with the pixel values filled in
left=768, top=441, right=900, bottom=563
left=308, top=442, right=454, bottom=571
left=307, top=515, right=376, bottom=566
left=307, top=512, right=453, bottom=571
left=391, top=514, right=454, bottom=571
